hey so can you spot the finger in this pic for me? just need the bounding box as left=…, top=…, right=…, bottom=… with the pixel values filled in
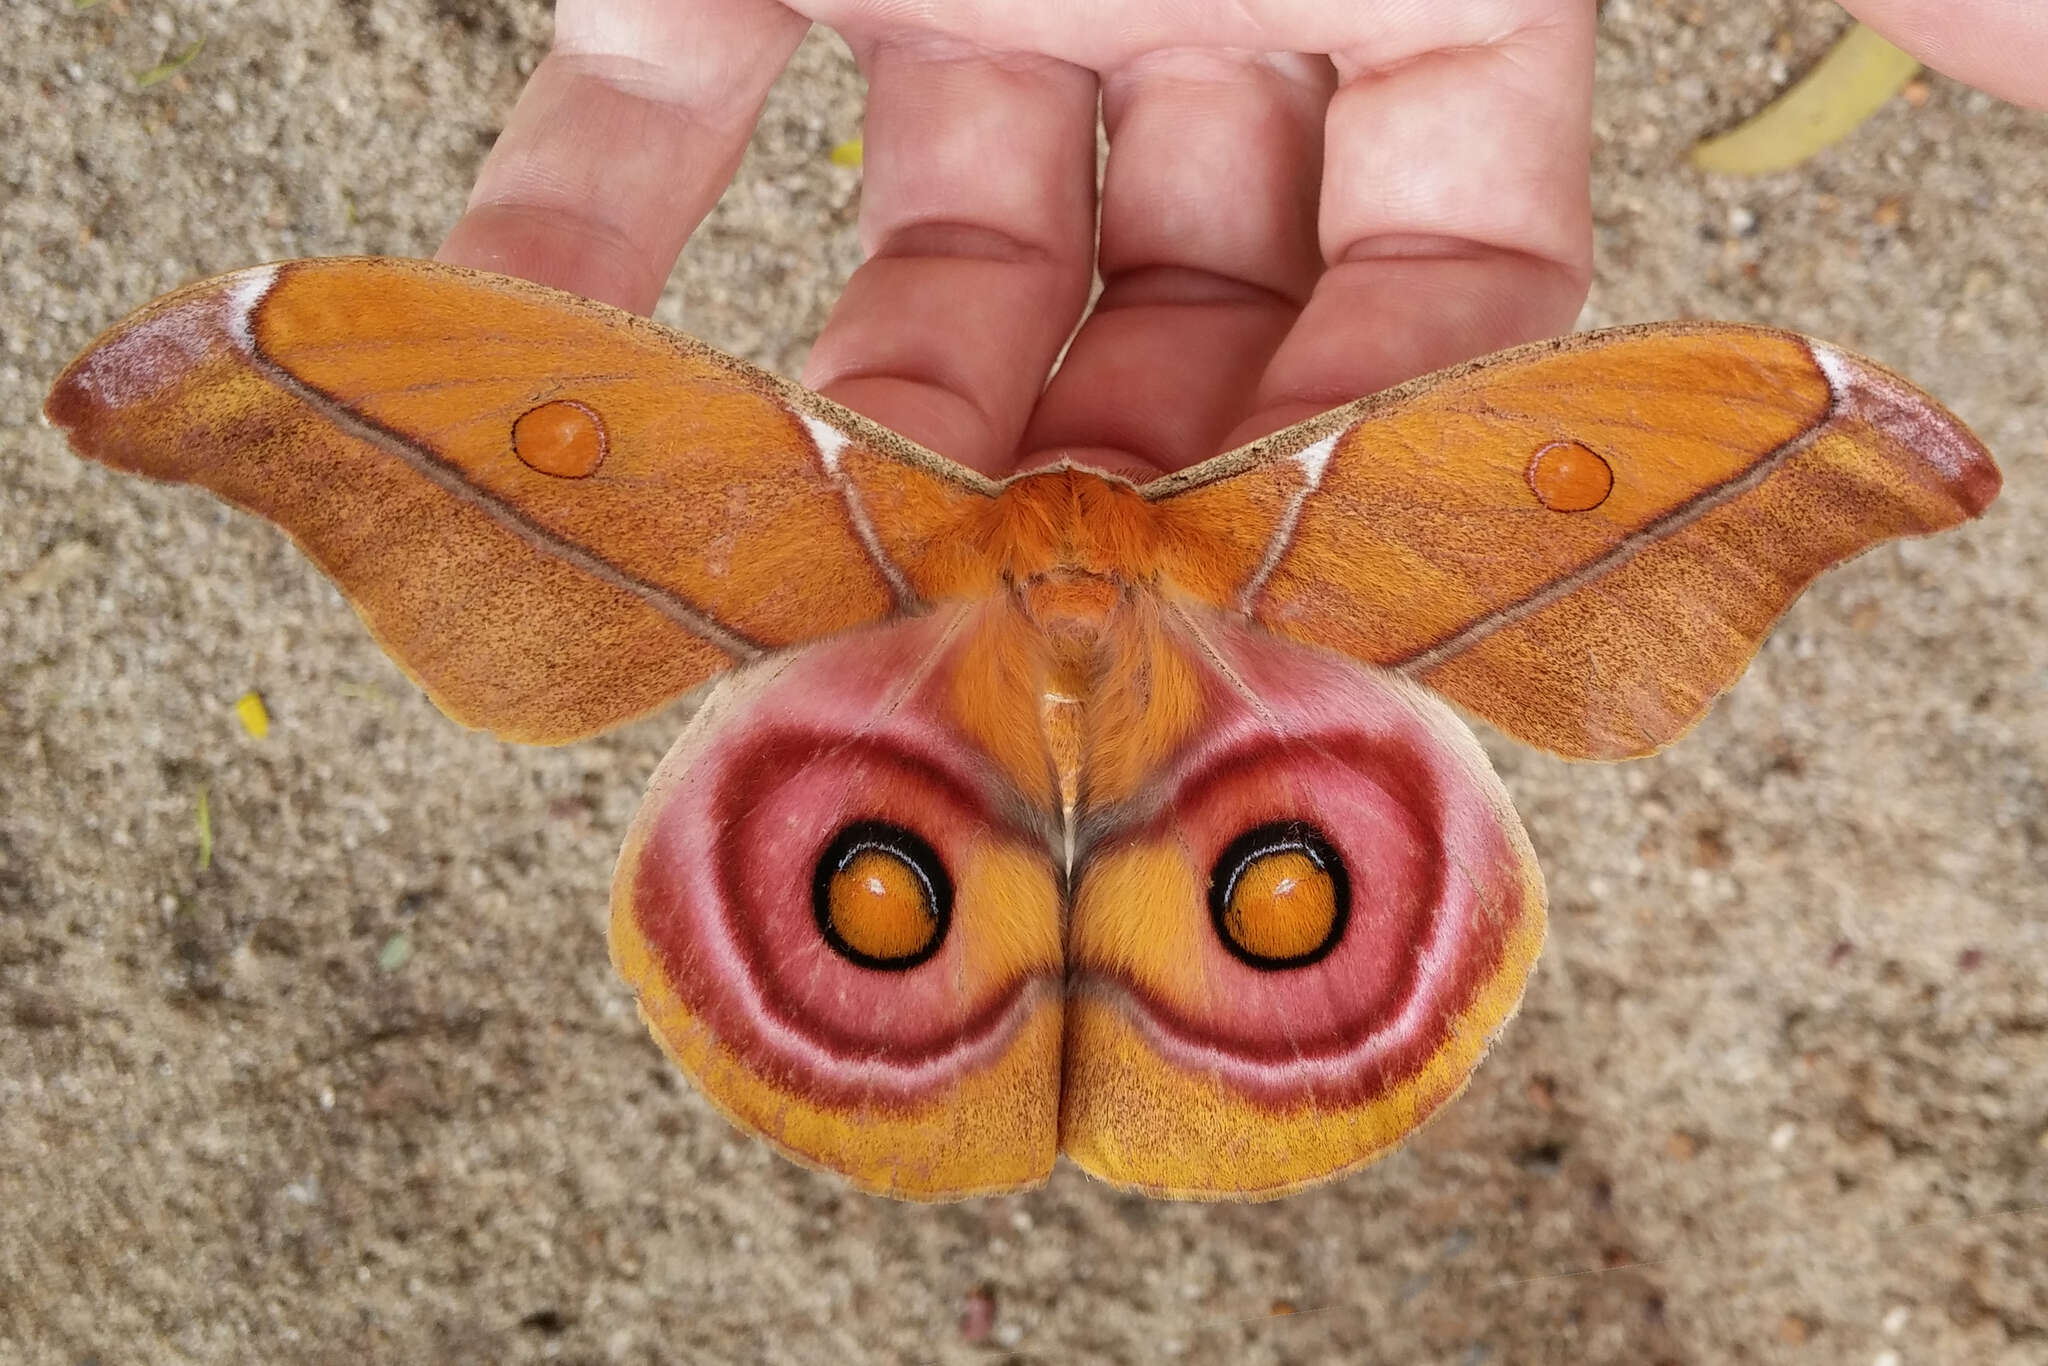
left=1232, top=11, right=1596, bottom=449
left=800, top=37, right=1098, bottom=478
left=438, top=0, right=809, bottom=313
left=1014, top=50, right=1332, bottom=479
left=1842, top=0, right=2048, bottom=109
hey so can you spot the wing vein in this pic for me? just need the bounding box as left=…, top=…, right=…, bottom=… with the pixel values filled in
left=798, top=413, right=925, bottom=611
left=1234, top=432, right=1339, bottom=615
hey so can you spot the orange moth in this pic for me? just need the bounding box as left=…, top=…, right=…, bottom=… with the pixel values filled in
left=45, top=257, right=1999, bottom=1199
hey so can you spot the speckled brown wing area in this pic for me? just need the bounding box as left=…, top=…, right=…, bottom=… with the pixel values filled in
left=43, top=257, right=996, bottom=744
left=1146, top=325, right=2000, bottom=759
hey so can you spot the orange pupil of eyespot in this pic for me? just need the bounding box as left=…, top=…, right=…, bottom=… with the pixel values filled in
left=826, top=849, right=938, bottom=962
left=1224, top=851, right=1339, bottom=962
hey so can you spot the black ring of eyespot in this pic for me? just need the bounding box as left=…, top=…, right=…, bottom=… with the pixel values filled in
left=811, top=820, right=953, bottom=972
left=1206, top=820, right=1351, bottom=971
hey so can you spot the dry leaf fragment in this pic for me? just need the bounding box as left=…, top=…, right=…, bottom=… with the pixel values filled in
left=4, top=541, right=99, bottom=600
left=195, top=784, right=212, bottom=871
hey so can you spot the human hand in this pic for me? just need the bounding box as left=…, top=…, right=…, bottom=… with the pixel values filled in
left=1840, top=0, right=2048, bottom=113
left=437, top=1, right=2045, bottom=481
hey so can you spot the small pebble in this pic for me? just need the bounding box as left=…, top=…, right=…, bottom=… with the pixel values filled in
left=959, top=1286, right=997, bottom=1345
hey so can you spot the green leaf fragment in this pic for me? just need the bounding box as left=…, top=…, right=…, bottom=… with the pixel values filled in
left=136, top=37, right=204, bottom=89
left=379, top=930, right=413, bottom=973
left=337, top=681, right=394, bottom=709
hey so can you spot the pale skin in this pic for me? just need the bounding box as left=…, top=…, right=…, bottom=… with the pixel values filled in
left=437, top=0, right=2048, bottom=483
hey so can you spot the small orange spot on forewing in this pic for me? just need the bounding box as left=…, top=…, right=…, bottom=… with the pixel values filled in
left=1527, top=440, right=1615, bottom=512
left=512, top=400, right=607, bottom=478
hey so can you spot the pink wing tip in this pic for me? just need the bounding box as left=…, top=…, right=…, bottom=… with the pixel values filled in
left=43, top=265, right=278, bottom=463
left=1808, top=340, right=2002, bottom=517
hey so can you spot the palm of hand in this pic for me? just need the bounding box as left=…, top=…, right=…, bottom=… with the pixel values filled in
left=441, top=0, right=1596, bottom=479
left=439, top=0, right=2042, bottom=479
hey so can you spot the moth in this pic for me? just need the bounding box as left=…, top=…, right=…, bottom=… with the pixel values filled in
left=44, top=257, right=1999, bottom=1200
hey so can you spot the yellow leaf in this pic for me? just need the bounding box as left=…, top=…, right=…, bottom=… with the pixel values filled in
left=1692, top=24, right=1920, bottom=176
left=234, top=690, right=271, bottom=739
left=829, top=138, right=863, bottom=168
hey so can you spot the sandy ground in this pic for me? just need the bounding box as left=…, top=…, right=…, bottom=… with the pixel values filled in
left=3, top=1, right=2044, bottom=1362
